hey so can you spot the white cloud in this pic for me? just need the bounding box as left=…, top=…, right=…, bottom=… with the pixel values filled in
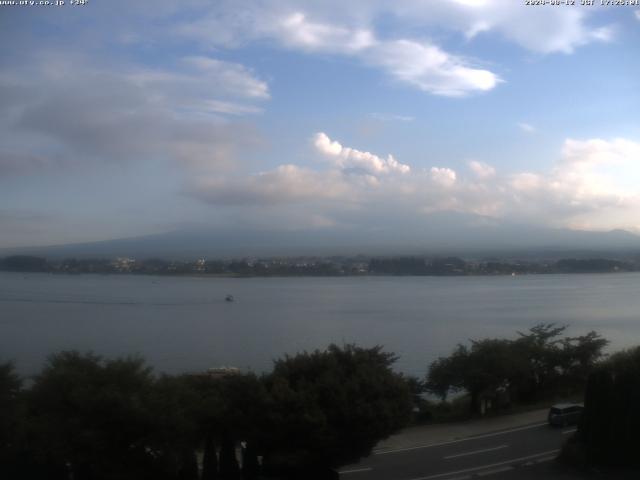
left=181, top=56, right=269, bottom=99
left=279, top=12, right=375, bottom=53
left=314, top=132, right=411, bottom=174
left=468, top=160, right=496, bottom=179
left=635, top=10, right=640, bottom=21
left=367, top=39, right=499, bottom=96
left=391, top=0, right=614, bottom=54
left=190, top=135, right=640, bottom=233
left=561, top=138, right=640, bottom=169
left=199, top=100, right=263, bottom=116
left=188, top=165, right=350, bottom=205
left=171, top=1, right=614, bottom=97
left=176, top=1, right=613, bottom=59
left=276, top=15, right=499, bottom=96
left=430, top=167, right=457, bottom=187
left=177, top=4, right=500, bottom=97
left=510, top=172, right=542, bottom=192
left=518, top=122, right=536, bottom=133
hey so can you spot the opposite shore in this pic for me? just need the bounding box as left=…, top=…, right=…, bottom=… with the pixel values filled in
left=2, top=254, right=639, bottom=278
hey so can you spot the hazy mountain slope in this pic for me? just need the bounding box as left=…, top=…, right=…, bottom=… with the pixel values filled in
left=3, top=213, right=640, bottom=260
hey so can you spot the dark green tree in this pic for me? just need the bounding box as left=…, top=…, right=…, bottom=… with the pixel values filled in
left=427, top=339, right=517, bottom=414
left=219, top=432, right=240, bottom=479
left=0, top=362, right=25, bottom=477
left=426, top=345, right=467, bottom=401
left=426, top=324, right=607, bottom=414
left=559, top=331, right=608, bottom=389
left=576, top=346, right=640, bottom=467
left=26, top=351, right=157, bottom=480
left=261, top=344, right=412, bottom=474
left=147, top=374, right=203, bottom=479
left=202, top=434, right=219, bottom=479
left=512, top=323, right=567, bottom=401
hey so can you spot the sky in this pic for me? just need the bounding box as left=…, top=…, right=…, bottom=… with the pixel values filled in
left=1, top=0, right=640, bottom=249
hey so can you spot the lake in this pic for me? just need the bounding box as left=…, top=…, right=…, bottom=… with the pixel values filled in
left=1, top=271, right=640, bottom=377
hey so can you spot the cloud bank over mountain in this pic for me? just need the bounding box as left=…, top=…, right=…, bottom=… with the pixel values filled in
left=0, top=0, right=637, bottom=249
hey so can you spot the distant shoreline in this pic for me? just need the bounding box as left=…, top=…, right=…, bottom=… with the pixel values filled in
left=2, top=253, right=639, bottom=280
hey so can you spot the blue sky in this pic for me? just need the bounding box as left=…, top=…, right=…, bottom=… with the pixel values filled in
left=1, top=0, right=640, bottom=248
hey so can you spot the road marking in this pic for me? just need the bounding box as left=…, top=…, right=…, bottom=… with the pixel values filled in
left=477, top=466, right=512, bottom=476
left=444, top=444, right=508, bottom=460
left=374, top=422, right=547, bottom=455
left=407, top=449, right=560, bottom=480
left=562, top=428, right=577, bottom=435
left=339, top=467, right=373, bottom=474
left=535, top=455, right=557, bottom=463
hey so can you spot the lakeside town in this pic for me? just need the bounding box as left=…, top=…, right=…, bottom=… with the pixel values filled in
left=2, top=254, right=639, bottom=277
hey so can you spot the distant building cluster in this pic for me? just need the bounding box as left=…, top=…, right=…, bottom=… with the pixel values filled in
left=1, top=254, right=638, bottom=277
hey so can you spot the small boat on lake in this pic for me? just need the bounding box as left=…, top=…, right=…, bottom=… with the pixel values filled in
left=225, top=294, right=234, bottom=302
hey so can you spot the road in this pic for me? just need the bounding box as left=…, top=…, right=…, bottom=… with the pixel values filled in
left=339, top=417, right=576, bottom=480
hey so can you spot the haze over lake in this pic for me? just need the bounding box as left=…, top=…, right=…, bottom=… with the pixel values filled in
left=2, top=272, right=640, bottom=377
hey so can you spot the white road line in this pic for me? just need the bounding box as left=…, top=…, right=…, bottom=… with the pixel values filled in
left=374, top=422, right=548, bottom=455
left=477, top=466, right=512, bottom=476
left=339, top=467, right=373, bottom=474
left=535, top=455, right=557, bottom=463
left=562, top=428, right=577, bottom=435
left=444, top=444, right=508, bottom=460
left=407, top=449, right=560, bottom=480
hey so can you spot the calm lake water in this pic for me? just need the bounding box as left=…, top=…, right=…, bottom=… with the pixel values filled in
left=2, top=271, right=640, bottom=377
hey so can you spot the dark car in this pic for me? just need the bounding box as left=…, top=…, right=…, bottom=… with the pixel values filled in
left=548, top=403, right=584, bottom=427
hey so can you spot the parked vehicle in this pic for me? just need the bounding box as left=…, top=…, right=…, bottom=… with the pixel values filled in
left=548, top=403, right=584, bottom=427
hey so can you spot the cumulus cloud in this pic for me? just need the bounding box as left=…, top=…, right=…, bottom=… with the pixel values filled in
left=468, top=160, right=496, bottom=179
left=188, top=165, right=351, bottom=205
left=561, top=138, right=640, bottom=170
left=314, top=132, right=411, bottom=174
left=189, top=135, right=640, bottom=233
left=430, top=167, right=457, bottom=187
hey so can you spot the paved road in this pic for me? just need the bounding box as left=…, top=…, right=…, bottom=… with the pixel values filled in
left=339, top=420, right=576, bottom=480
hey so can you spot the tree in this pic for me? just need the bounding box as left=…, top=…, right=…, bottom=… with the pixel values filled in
left=559, top=331, right=608, bottom=389
left=426, top=345, right=467, bottom=401
left=512, top=323, right=567, bottom=401
left=146, top=374, right=203, bottom=479
left=186, top=371, right=269, bottom=478
left=1, top=255, right=48, bottom=272
left=0, top=362, right=24, bottom=477
left=427, top=340, right=517, bottom=414
left=27, top=351, right=158, bottom=480
left=576, top=346, right=640, bottom=467
left=261, top=344, right=412, bottom=474
left=426, top=324, right=608, bottom=414
left=201, top=434, right=219, bottom=480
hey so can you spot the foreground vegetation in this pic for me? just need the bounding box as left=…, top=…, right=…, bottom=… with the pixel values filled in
left=0, top=345, right=412, bottom=480
left=562, top=346, right=640, bottom=469
left=425, top=324, right=608, bottom=415
left=2, top=325, right=638, bottom=477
